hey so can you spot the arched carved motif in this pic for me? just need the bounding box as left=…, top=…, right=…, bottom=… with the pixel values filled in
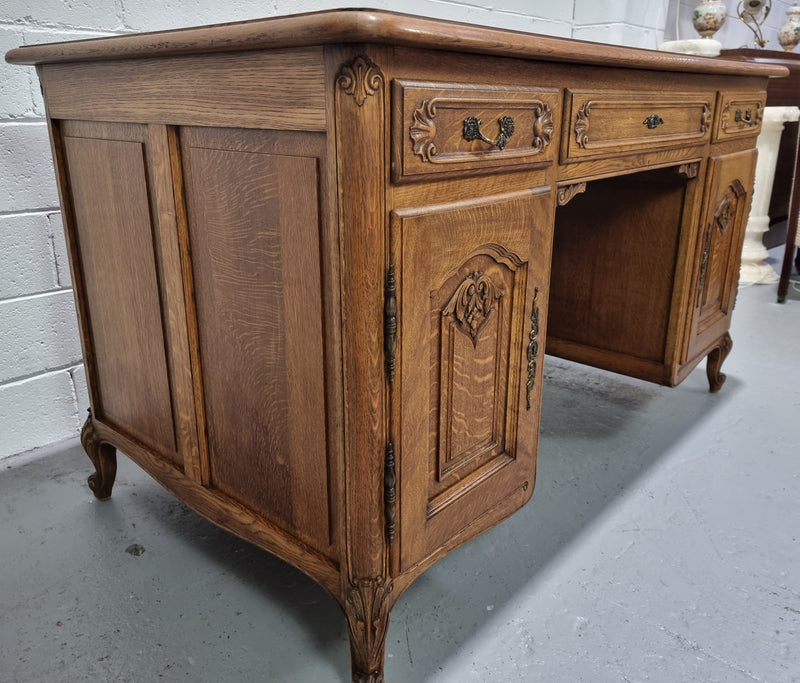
left=336, top=55, right=383, bottom=106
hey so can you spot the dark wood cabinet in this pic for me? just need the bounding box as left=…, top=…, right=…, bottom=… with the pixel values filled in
left=6, top=10, right=785, bottom=682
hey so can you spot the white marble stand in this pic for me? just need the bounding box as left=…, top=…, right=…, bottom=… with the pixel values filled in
left=741, top=106, right=800, bottom=285
left=657, top=38, right=722, bottom=57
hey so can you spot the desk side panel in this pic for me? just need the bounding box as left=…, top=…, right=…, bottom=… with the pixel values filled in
left=180, top=126, right=335, bottom=557
left=58, top=121, right=179, bottom=461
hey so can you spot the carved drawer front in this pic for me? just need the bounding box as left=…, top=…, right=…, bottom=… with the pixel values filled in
left=393, top=80, right=559, bottom=179
left=562, top=89, right=713, bottom=162
left=713, top=91, right=766, bottom=142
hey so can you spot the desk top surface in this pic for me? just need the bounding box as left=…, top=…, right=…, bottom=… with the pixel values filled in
left=5, top=8, right=788, bottom=79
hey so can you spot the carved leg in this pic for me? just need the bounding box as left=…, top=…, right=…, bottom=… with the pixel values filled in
left=706, top=332, right=733, bottom=393
left=80, top=415, right=117, bottom=500
left=344, top=578, right=394, bottom=683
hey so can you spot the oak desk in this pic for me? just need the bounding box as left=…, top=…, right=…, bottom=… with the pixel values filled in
left=6, top=10, right=786, bottom=682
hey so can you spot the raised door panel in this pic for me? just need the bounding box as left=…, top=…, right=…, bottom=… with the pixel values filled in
left=61, top=122, right=178, bottom=461
left=180, top=127, right=334, bottom=556
left=685, top=150, right=756, bottom=362
left=395, top=189, right=552, bottom=571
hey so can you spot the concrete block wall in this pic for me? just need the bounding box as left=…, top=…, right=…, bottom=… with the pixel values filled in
left=0, top=0, right=673, bottom=460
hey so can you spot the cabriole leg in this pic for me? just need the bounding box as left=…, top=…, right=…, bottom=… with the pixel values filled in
left=706, top=332, right=733, bottom=393
left=80, top=415, right=117, bottom=500
left=344, top=577, right=393, bottom=683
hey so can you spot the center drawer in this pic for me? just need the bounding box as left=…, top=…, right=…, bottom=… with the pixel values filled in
left=562, top=89, right=713, bottom=163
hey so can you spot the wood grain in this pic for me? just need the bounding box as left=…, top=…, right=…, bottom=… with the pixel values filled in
left=16, top=11, right=775, bottom=681
left=63, top=124, right=177, bottom=457
left=181, top=126, right=333, bottom=555
left=40, top=49, right=326, bottom=131
left=5, top=9, right=787, bottom=79
left=394, top=189, right=552, bottom=570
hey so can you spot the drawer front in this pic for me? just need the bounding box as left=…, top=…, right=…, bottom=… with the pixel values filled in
left=393, top=80, right=559, bottom=179
left=713, top=92, right=765, bottom=141
left=562, top=90, right=713, bottom=162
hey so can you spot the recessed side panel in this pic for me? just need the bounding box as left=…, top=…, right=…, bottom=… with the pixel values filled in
left=180, top=127, right=332, bottom=555
left=63, top=127, right=177, bottom=457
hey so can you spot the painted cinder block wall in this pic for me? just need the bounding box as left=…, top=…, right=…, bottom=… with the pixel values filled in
left=14, top=0, right=786, bottom=460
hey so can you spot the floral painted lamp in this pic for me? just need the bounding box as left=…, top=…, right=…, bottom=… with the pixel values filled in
left=778, top=1, right=800, bottom=52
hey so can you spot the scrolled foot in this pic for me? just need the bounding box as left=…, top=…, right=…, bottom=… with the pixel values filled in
left=80, top=415, right=117, bottom=500
left=345, top=577, right=394, bottom=683
left=706, top=332, right=733, bottom=393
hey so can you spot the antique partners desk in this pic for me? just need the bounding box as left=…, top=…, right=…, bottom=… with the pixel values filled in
left=6, top=10, right=786, bottom=682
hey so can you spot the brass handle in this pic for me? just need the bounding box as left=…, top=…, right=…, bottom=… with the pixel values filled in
left=463, top=115, right=515, bottom=150
left=525, top=287, right=540, bottom=411
left=735, top=108, right=754, bottom=125
left=643, top=114, right=664, bottom=129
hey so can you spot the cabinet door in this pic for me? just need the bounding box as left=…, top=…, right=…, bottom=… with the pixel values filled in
left=394, top=189, right=552, bottom=571
left=685, top=150, right=756, bottom=362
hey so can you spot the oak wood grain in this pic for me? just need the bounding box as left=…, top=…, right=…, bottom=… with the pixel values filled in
left=180, top=126, right=334, bottom=556
left=62, top=123, right=177, bottom=458
left=5, top=9, right=787, bottom=79
left=10, top=11, right=776, bottom=682
left=40, top=49, right=326, bottom=131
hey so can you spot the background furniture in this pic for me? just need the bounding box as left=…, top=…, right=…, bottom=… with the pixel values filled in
left=6, top=10, right=784, bottom=682
left=723, top=48, right=800, bottom=301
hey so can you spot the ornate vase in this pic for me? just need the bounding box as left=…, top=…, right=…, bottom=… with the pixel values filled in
left=693, top=0, right=728, bottom=38
left=778, top=2, right=800, bottom=52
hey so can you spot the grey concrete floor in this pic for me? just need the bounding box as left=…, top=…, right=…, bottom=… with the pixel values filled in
left=2, top=274, right=800, bottom=683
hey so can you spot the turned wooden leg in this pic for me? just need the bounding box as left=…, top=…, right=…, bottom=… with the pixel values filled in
left=344, top=578, right=394, bottom=683
left=706, top=332, right=733, bottom=393
left=80, top=415, right=117, bottom=500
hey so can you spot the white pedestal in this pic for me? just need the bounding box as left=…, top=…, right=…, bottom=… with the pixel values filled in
left=741, top=106, right=800, bottom=285
left=658, top=38, right=722, bottom=57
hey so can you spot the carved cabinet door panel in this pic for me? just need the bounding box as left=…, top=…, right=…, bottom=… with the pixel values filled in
left=393, top=189, right=552, bottom=572
left=685, top=149, right=756, bottom=363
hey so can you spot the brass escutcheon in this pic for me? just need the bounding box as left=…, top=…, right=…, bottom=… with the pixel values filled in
left=643, top=114, right=664, bottom=129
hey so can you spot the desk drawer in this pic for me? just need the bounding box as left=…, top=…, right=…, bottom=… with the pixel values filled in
left=713, top=91, right=765, bottom=141
left=393, top=80, right=559, bottom=180
left=562, top=90, right=712, bottom=162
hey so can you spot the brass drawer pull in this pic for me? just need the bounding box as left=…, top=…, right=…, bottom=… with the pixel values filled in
left=735, top=108, right=754, bottom=125
left=463, top=115, right=515, bottom=150
left=643, top=114, right=664, bottom=129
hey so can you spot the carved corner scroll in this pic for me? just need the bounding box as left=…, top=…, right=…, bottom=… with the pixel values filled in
left=532, top=102, right=555, bottom=152
left=442, top=271, right=502, bottom=348
left=410, top=100, right=437, bottom=162
left=526, top=288, right=540, bottom=411
left=574, top=101, right=591, bottom=149
left=557, top=182, right=587, bottom=206
left=677, top=162, right=700, bottom=180
left=336, top=55, right=384, bottom=107
left=701, top=103, right=712, bottom=135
